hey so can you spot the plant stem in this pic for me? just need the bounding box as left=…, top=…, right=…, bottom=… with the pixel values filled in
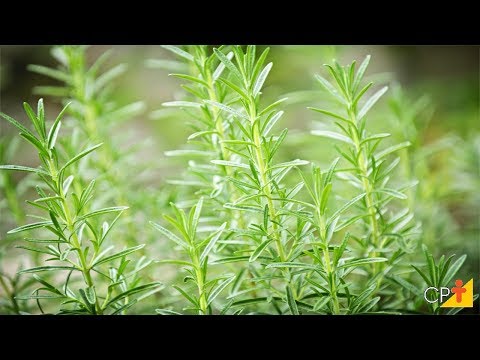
left=48, top=158, right=102, bottom=314
left=248, top=100, right=286, bottom=261
left=318, top=209, right=340, bottom=314
left=67, top=49, right=137, bottom=247
left=192, top=251, right=207, bottom=315
left=348, top=110, right=380, bottom=254
left=206, top=74, right=229, bottom=164
left=205, top=68, right=245, bottom=229
left=348, top=108, right=387, bottom=290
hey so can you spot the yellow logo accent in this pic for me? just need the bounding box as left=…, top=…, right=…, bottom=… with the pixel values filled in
left=441, top=279, right=474, bottom=308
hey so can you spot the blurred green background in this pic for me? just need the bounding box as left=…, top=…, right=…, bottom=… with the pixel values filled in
left=0, top=45, right=478, bottom=313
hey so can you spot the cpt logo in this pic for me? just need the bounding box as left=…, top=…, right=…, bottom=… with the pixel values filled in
left=424, top=279, right=474, bottom=307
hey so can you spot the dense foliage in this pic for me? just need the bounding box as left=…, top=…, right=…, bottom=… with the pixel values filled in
left=0, top=45, right=477, bottom=315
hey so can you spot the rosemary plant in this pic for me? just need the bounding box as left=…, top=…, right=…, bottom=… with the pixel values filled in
left=0, top=45, right=474, bottom=315
left=309, top=57, right=421, bottom=304
left=0, top=100, right=161, bottom=314
left=29, top=46, right=147, bottom=247
left=151, top=198, right=230, bottom=314
left=147, top=46, right=474, bottom=315
left=151, top=45, right=247, bottom=227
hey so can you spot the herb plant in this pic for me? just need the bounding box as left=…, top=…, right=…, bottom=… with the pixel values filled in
left=28, top=46, right=147, bottom=247
left=0, top=45, right=475, bottom=315
left=150, top=46, right=473, bottom=315
left=0, top=100, right=161, bottom=314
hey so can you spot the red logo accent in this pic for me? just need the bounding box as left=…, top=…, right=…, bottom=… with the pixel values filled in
left=451, top=279, right=466, bottom=303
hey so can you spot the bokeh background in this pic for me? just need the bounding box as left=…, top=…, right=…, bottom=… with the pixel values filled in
left=0, top=45, right=478, bottom=313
